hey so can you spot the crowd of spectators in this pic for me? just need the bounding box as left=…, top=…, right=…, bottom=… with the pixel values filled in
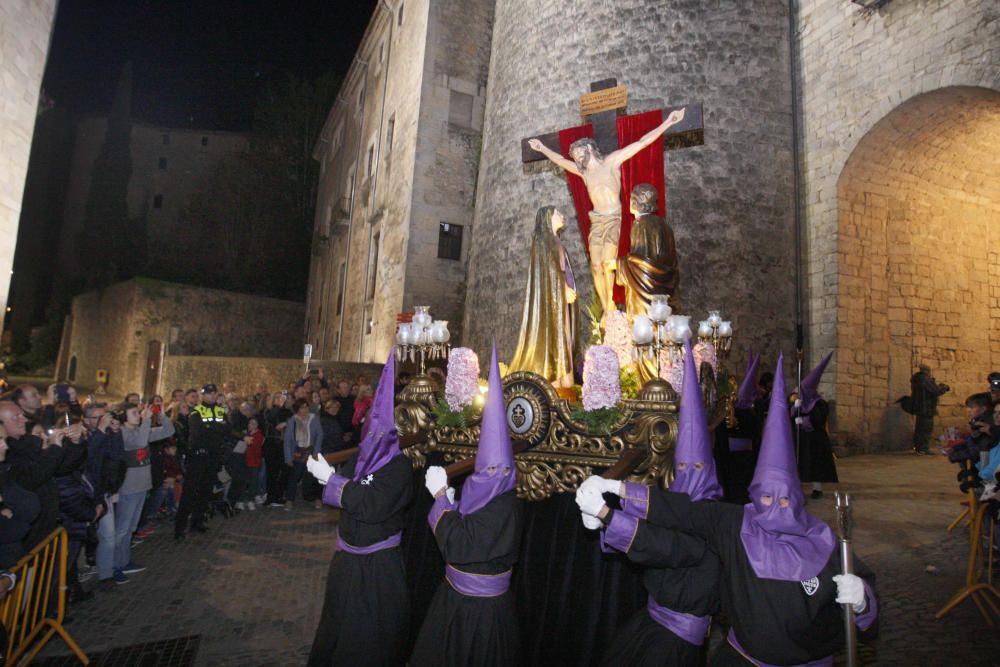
left=0, top=367, right=377, bottom=610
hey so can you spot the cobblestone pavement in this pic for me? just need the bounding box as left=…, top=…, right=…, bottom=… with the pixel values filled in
left=39, top=452, right=1000, bottom=666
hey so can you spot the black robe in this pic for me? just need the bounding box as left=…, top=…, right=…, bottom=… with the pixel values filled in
left=410, top=489, right=522, bottom=666
left=307, top=453, right=414, bottom=667
left=601, top=511, right=720, bottom=667
left=715, top=407, right=761, bottom=505
left=645, top=490, right=877, bottom=665
left=796, top=400, right=838, bottom=484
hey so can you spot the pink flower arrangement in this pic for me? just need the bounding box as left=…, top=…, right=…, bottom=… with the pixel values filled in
left=602, top=310, right=633, bottom=369
left=445, top=347, right=480, bottom=412
left=583, top=345, right=622, bottom=411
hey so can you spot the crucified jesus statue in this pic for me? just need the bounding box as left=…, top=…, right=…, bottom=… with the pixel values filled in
left=528, top=107, right=685, bottom=315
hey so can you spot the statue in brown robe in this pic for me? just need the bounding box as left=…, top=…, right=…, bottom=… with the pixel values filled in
left=616, top=183, right=679, bottom=320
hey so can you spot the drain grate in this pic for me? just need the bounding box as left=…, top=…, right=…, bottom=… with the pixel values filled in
left=33, top=634, right=200, bottom=667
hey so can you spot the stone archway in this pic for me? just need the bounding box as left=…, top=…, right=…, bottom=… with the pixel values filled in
left=833, top=86, right=1000, bottom=451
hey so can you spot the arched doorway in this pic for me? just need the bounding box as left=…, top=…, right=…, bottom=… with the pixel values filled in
left=834, top=86, right=1000, bottom=450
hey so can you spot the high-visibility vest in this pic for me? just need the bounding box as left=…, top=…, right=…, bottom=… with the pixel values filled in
left=193, top=404, right=226, bottom=424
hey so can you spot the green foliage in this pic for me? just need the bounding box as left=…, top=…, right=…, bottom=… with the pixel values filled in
left=570, top=405, right=626, bottom=435
left=432, top=398, right=477, bottom=428
left=619, top=366, right=641, bottom=400
left=585, top=292, right=604, bottom=344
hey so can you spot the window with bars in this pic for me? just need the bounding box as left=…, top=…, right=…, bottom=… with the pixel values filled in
left=438, top=223, right=463, bottom=260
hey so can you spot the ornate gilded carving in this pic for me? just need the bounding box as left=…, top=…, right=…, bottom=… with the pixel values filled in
left=407, top=368, right=721, bottom=500
left=398, top=374, right=441, bottom=411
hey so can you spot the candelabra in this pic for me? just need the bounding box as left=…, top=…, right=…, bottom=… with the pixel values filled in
left=631, top=296, right=694, bottom=399
left=396, top=306, right=450, bottom=375
left=696, top=310, right=733, bottom=359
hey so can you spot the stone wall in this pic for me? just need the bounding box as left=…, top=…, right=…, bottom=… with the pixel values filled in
left=64, top=278, right=305, bottom=395
left=795, top=0, right=1000, bottom=448
left=464, top=0, right=798, bottom=372
left=159, top=356, right=383, bottom=397
left=307, top=1, right=427, bottom=364
left=834, top=86, right=1000, bottom=450
left=0, top=0, right=57, bottom=316
left=401, top=0, right=494, bottom=347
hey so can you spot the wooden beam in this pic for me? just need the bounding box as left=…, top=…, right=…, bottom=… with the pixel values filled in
left=321, top=432, right=427, bottom=466
left=601, top=447, right=648, bottom=480
left=444, top=442, right=529, bottom=480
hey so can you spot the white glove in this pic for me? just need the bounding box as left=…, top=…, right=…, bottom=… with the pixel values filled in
left=833, top=574, right=866, bottom=613
left=446, top=487, right=456, bottom=504
left=425, top=466, right=448, bottom=497
left=581, top=513, right=603, bottom=530
left=795, top=416, right=805, bottom=425
left=794, top=398, right=802, bottom=408
left=307, top=454, right=335, bottom=485
left=576, top=484, right=607, bottom=518
left=580, top=475, right=622, bottom=498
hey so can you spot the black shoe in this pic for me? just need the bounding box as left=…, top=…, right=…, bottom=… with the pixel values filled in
left=192, top=524, right=208, bottom=533
left=913, top=448, right=927, bottom=456
left=810, top=490, right=823, bottom=499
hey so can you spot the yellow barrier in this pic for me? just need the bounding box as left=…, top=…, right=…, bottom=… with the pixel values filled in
left=0, top=527, right=89, bottom=665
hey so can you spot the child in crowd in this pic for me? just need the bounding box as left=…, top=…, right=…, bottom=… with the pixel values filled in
left=242, top=418, right=264, bottom=510
left=162, top=441, right=182, bottom=515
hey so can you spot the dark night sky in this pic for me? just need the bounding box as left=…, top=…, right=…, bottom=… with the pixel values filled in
left=42, top=0, right=379, bottom=130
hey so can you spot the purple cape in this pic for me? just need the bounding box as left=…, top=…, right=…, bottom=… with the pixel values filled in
left=740, top=353, right=835, bottom=581
left=353, top=351, right=401, bottom=481
left=458, top=344, right=517, bottom=515
left=671, top=339, right=723, bottom=501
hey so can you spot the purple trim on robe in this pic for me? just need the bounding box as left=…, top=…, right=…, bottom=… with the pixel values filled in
left=856, top=580, right=878, bottom=631
left=727, top=629, right=832, bottom=667
left=558, top=241, right=576, bottom=291
left=728, top=437, right=753, bottom=452
left=323, top=474, right=350, bottom=508
left=336, top=531, right=402, bottom=555
left=646, top=595, right=711, bottom=646
left=619, top=481, right=650, bottom=520
left=603, top=510, right=639, bottom=554
left=598, top=530, right=618, bottom=555
left=428, top=494, right=456, bottom=533
left=445, top=565, right=512, bottom=597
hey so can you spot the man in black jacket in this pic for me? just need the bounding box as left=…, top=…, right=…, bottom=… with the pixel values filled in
left=83, top=404, right=125, bottom=585
left=175, top=384, right=230, bottom=539
left=910, top=364, right=950, bottom=454
left=0, top=401, right=67, bottom=550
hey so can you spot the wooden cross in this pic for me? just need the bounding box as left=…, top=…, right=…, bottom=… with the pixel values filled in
left=519, top=78, right=704, bottom=164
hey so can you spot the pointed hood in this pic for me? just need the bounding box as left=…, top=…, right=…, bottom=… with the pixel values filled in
left=734, top=351, right=761, bottom=409
left=740, top=353, right=835, bottom=581
left=458, top=343, right=517, bottom=515
left=353, top=351, right=401, bottom=480
left=798, top=351, right=833, bottom=413
left=671, top=339, right=723, bottom=501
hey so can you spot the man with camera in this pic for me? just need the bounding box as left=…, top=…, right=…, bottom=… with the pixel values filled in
left=83, top=404, right=126, bottom=587
left=910, top=363, right=950, bottom=455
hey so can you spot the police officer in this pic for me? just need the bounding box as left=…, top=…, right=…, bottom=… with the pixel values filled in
left=174, top=384, right=229, bottom=539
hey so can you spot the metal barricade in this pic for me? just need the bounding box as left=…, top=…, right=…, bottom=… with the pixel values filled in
left=0, top=527, right=89, bottom=665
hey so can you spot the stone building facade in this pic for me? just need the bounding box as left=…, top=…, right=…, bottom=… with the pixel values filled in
left=464, top=0, right=799, bottom=375
left=309, top=0, right=1000, bottom=451
left=58, top=117, right=247, bottom=274
left=305, top=0, right=494, bottom=363
left=60, top=278, right=304, bottom=397
left=0, top=0, right=57, bottom=317
left=795, top=0, right=1000, bottom=448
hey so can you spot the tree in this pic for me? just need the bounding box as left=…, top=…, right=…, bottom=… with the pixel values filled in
left=182, top=72, right=339, bottom=299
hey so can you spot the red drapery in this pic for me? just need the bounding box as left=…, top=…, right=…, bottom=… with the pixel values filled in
left=556, top=109, right=665, bottom=306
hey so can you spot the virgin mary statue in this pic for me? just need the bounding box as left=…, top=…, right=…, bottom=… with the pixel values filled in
left=509, top=206, right=578, bottom=388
